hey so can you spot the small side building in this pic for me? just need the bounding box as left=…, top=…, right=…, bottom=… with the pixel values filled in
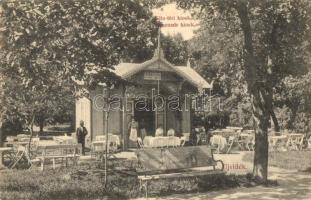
left=75, top=40, right=211, bottom=150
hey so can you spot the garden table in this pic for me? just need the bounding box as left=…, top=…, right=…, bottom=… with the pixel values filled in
left=269, top=136, right=288, bottom=152
left=91, top=140, right=117, bottom=161
left=0, top=147, right=13, bottom=169
left=143, top=136, right=181, bottom=148
left=95, top=134, right=121, bottom=146
left=92, top=140, right=108, bottom=152
left=54, top=136, right=75, bottom=145
left=211, top=129, right=237, bottom=139
left=238, top=134, right=255, bottom=151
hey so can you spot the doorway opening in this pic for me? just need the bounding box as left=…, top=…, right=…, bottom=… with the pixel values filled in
left=134, top=99, right=155, bottom=136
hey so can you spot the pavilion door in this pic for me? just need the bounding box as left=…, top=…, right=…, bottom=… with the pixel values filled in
left=123, top=100, right=134, bottom=149
left=126, top=100, right=134, bottom=128
left=155, top=100, right=166, bottom=135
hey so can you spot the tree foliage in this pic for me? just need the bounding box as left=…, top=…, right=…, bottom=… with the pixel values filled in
left=0, top=0, right=159, bottom=134
left=173, top=0, right=311, bottom=181
left=161, top=33, right=189, bottom=65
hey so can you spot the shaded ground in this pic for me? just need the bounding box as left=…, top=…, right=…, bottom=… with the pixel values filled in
left=135, top=152, right=311, bottom=200
left=0, top=151, right=248, bottom=200
left=243, top=151, right=311, bottom=170
left=3, top=148, right=311, bottom=199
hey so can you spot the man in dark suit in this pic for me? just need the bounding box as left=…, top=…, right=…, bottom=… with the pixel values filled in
left=76, top=120, right=88, bottom=155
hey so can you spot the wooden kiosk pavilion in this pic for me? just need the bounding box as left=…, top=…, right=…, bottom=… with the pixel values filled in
left=75, top=35, right=211, bottom=150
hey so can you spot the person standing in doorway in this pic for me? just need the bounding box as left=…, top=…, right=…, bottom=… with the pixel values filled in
left=128, top=116, right=138, bottom=148
left=139, top=119, right=147, bottom=140
left=76, top=120, right=88, bottom=155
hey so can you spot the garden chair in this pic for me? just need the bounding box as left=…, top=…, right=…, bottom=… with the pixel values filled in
left=294, top=135, right=304, bottom=150
left=245, top=135, right=255, bottom=151
left=155, top=127, right=164, bottom=137
left=226, top=131, right=241, bottom=153
left=180, top=133, right=190, bottom=146
left=7, top=137, right=41, bottom=169
left=286, top=134, right=304, bottom=151
left=167, top=129, right=175, bottom=136
left=137, top=137, right=144, bottom=149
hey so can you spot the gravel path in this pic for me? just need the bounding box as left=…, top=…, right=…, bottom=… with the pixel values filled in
left=134, top=152, right=311, bottom=200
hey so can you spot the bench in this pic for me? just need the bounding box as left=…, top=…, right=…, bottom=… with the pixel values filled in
left=135, top=146, right=225, bottom=198
left=37, top=144, right=82, bottom=170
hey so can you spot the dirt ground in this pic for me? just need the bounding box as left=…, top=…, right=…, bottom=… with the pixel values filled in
left=134, top=152, right=311, bottom=200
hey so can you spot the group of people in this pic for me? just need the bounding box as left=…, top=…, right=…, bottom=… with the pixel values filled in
left=128, top=116, right=177, bottom=147
left=76, top=117, right=182, bottom=151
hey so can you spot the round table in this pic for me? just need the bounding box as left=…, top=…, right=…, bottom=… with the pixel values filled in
left=269, top=136, right=288, bottom=151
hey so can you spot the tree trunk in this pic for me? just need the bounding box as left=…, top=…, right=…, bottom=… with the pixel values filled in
left=0, top=122, right=3, bottom=147
left=37, top=115, right=45, bottom=134
left=39, top=121, right=44, bottom=134
left=28, top=116, right=35, bottom=156
left=236, top=1, right=270, bottom=182
left=270, top=108, right=280, bottom=132
left=251, top=88, right=270, bottom=182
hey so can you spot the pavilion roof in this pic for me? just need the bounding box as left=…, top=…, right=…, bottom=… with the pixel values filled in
left=114, top=28, right=211, bottom=89
left=113, top=58, right=211, bottom=89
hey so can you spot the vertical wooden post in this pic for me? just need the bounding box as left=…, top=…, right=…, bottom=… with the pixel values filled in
left=0, top=122, right=3, bottom=147
left=121, top=84, right=127, bottom=151
left=103, top=87, right=110, bottom=188
left=104, top=110, right=109, bottom=187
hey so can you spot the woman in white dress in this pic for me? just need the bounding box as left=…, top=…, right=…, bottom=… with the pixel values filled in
left=128, top=117, right=138, bottom=147
left=139, top=119, right=147, bottom=140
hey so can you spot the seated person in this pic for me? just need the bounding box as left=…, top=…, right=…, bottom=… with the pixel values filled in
left=167, top=128, right=175, bottom=137
left=155, top=126, right=164, bottom=137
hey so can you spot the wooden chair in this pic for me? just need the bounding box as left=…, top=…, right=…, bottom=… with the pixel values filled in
left=225, top=131, right=242, bottom=153
left=294, top=135, right=304, bottom=150
left=245, top=135, right=255, bottom=151
left=167, top=129, right=175, bottom=137
left=155, top=128, right=164, bottom=137
left=287, top=134, right=304, bottom=151
left=137, top=137, right=144, bottom=149
left=226, top=136, right=236, bottom=154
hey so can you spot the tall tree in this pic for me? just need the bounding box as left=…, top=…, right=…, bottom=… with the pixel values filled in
left=274, top=72, right=311, bottom=130
left=173, top=0, right=311, bottom=181
left=0, top=0, right=159, bottom=141
left=162, top=33, right=189, bottom=65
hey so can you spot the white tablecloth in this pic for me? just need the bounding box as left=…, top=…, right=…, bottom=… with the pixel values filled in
left=95, top=134, right=120, bottom=146
left=210, top=135, right=227, bottom=150
left=54, top=136, right=75, bottom=144
left=143, top=136, right=181, bottom=148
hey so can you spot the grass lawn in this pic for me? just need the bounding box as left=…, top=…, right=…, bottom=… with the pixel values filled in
left=242, top=151, right=311, bottom=171
left=0, top=159, right=256, bottom=200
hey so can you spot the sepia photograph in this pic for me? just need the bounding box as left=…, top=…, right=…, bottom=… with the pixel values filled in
left=0, top=0, right=311, bottom=199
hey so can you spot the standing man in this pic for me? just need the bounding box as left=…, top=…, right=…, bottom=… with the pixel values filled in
left=76, top=120, right=88, bottom=155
